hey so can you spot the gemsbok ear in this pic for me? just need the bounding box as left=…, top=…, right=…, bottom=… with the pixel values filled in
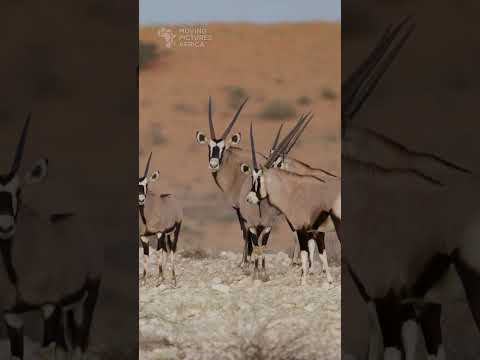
left=230, top=132, right=241, bottom=145
left=240, top=163, right=250, bottom=174
left=149, top=170, right=160, bottom=182
left=24, top=158, right=48, bottom=185
left=196, top=131, right=207, bottom=144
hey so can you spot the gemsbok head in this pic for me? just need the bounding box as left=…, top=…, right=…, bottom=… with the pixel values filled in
left=245, top=115, right=309, bottom=206
left=138, top=152, right=160, bottom=207
left=0, top=113, right=48, bottom=241
left=196, top=96, right=248, bottom=172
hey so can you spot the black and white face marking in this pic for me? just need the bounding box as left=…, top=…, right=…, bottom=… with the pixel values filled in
left=196, top=131, right=241, bottom=172
left=0, top=158, right=48, bottom=240
left=138, top=170, right=160, bottom=206
left=246, top=168, right=265, bottom=205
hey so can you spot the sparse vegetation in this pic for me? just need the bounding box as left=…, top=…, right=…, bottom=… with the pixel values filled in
left=259, top=99, right=296, bottom=120
left=321, top=87, right=337, bottom=101
left=296, top=95, right=312, bottom=106
left=151, top=123, right=167, bottom=145
left=180, top=248, right=209, bottom=260
left=139, top=41, right=158, bottom=69
left=174, top=103, right=196, bottom=113
left=225, top=86, right=248, bottom=109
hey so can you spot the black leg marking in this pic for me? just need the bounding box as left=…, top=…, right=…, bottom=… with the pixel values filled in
left=79, top=278, right=101, bottom=352
left=452, top=249, right=480, bottom=332
left=173, top=221, right=181, bottom=253
left=142, top=239, right=149, bottom=256
left=412, top=253, right=452, bottom=298
left=234, top=208, right=251, bottom=266
left=329, top=212, right=342, bottom=244
left=43, top=307, right=61, bottom=347
left=417, top=303, right=442, bottom=357
left=375, top=293, right=415, bottom=356
left=55, top=311, right=69, bottom=354
left=156, top=233, right=165, bottom=251
left=6, top=318, right=23, bottom=359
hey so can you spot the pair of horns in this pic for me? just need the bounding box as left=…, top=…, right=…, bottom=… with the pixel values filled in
left=208, top=96, right=249, bottom=140
left=270, top=112, right=313, bottom=156
left=342, top=16, right=415, bottom=136
left=249, top=112, right=313, bottom=170
left=9, top=112, right=31, bottom=176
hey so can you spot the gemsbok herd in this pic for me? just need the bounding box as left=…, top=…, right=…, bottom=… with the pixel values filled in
left=1, top=16, right=478, bottom=360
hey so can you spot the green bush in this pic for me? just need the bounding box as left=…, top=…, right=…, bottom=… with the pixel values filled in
left=259, top=99, right=296, bottom=120
left=321, top=87, right=337, bottom=101
left=139, top=41, right=158, bottom=69
left=296, top=95, right=312, bottom=106
left=225, top=86, right=248, bottom=109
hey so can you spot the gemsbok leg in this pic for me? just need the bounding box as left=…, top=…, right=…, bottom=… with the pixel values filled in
left=315, top=232, right=333, bottom=284
left=452, top=248, right=480, bottom=334
left=156, top=233, right=166, bottom=286
left=234, top=208, right=252, bottom=268
left=417, top=303, right=444, bottom=360
left=297, top=230, right=311, bottom=285
left=140, top=236, right=150, bottom=285
left=4, top=312, right=23, bottom=360
left=259, top=227, right=271, bottom=282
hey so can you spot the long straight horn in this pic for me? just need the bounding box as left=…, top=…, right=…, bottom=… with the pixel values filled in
left=10, top=112, right=32, bottom=174
left=270, top=122, right=284, bottom=152
left=249, top=122, right=258, bottom=170
left=143, top=152, right=152, bottom=178
left=221, top=97, right=249, bottom=139
left=266, top=113, right=308, bottom=168
left=208, top=96, right=216, bottom=139
left=285, top=113, right=313, bottom=156
left=348, top=21, right=415, bottom=121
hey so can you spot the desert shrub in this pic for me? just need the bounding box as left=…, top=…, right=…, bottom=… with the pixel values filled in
left=259, top=99, right=296, bottom=120
left=225, top=85, right=248, bottom=109
left=180, top=248, right=209, bottom=260
left=139, top=41, right=158, bottom=69
left=296, top=95, right=312, bottom=106
left=321, top=87, right=337, bottom=101
left=151, top=123, right=167, bottom=145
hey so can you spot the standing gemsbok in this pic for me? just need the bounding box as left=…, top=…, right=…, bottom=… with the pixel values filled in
left=342, top=17, right=480, bottom=360
left=196, top=97, right=267, bottom=267
left=270, top=118, right=339, bottom=277
left=139, top=152, right=183, bottom=287
left=0, top=114, right=103, bottom=360
left=243, top=122, right=341, bottom=285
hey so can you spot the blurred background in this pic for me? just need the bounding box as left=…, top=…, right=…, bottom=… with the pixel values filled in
left=139, top=0, right=341, bottom=262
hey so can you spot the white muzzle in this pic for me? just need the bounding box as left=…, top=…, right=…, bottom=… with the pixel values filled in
left=246, top=192, right=259, bottom=205
left=209, top=158, right=220, bottom=171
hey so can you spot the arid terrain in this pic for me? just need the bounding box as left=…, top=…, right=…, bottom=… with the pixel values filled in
left=139, top=22, right=341, bottom=360
left=139, top=250, right=340, bottom=360
left=139, top=22, right=340, bottom=257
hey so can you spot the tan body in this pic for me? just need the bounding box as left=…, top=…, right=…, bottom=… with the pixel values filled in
left=139, top=192, right=183, bottom=235
left=263, top=168, right=340, bottom=230
left=139, top=190, right=183, bottom=287
left=13, top=210, right=101, bottom=306
left=255, top=168, right=340, bottom=285
left=281, top=157, right=339, bottom=273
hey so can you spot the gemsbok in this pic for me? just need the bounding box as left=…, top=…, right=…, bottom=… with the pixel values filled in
left=243, top=122, right=341, bottom=285
left=342, top=17, right=480, bottom=360
left=139, top=152, right=183, bottom=287
left=270, top=118, right=339, bottom=276
left=196, top=97, right=266, bottom=267
left=0, top=114, right=103, bottom=360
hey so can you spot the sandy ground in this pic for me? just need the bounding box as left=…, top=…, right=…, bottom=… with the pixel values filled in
left=139, top=250, right=340, bottom=360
